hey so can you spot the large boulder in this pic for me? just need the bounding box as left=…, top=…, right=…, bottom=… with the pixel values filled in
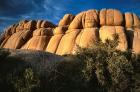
left=99, top=26, right=128, bottom=51
left=21, top=28, right=53, bottom=50
left=56, top=29, right=81, bottom=55
left=69, top=12, right=85, bottom=29
left=23, top=20, right=37, bottom=31
left=40, top=20, right=56, bottom=28
left=46, top=26, right=67, bottom=53
left=58, top=14, right=75, bottom=26
left=69, top=10, right=99, bottom=29
left=36, top=20, right=56, bottom=28
left=0, top=36, right=10, bottom=48
left=100, top=9, right=124, bottom=26
left=85, top=10, right=99, bottom=28
left=2, top=30, right=32, bottom=49
left=125, top=13, right=140, bottom=28
left=72, top=28, right=99, bottom=54
left=16, top=20, right=28, bottom=32
left=76, top=27, right=99, bottom=48
left=5, top=24, right=18, bottom=37
left=132, top=28, right=140, bottom=54
left=36, top=20, right=44, bottom=28
left=0, top=24, right=17, bottom=45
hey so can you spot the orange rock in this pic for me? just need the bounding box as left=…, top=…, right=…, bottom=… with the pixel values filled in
left=58, top=14, right=75, bottom=26
left=100, top=9, right=106, bottom=26
left=2, top=30, right=32, bottom=49
left=21, top=28, right=53, bottom=50
left=24, top=20, right=37, bottom=31
left=0, top=24, right=17, bottom=45
left=85, top=10, right=99, bottom=28
left=53, top=26, right=68, bottom=34
left=133, top=14, right=140, bottom=28
left=79, top=28, right=99, bottom=48
left=56, top=29, right=81, bottom=55
left=114, top=9, right=124, bottom=26
left=125, top=13, right=134, bottom=28
left=72, top=29, right=84, bottom=54
left=16, top=20, right=28, bottom=32
left=132, top=28, right=140, bottom=54
left=33, top=28, right=53, bottom=36
left=75, top=29, right=84, bottom=46
left=11, top=24, right=17, bottom=34
left=37, top=20, right=56, bottom=28
left=100, top=9, right=124, bottom=26
left=99, top=26, right=128, bottom=51
left=1, top=9, right=140, bottom=55
left=125, top=13, right=140, bottom=28
left=5, top=24, right=17, bottom=36
left=40, top=20, right=56, bottom=28
left=36, top=20, right=43, bottom=28
left=72, top=28, right=99, bottom=54
left=0, top=36, right=10, bottom=48
left=106, top=9, right=114, bottom=26
left=69, top=12, right=85, bottom=29
left=46, top=27, right=67, bottom=53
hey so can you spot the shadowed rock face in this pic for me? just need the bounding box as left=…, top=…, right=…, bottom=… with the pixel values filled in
left=0, top=9, right=140, bottom=55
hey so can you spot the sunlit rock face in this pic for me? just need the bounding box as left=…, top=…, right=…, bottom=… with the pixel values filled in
left=0, top=9, right=140, bottom=55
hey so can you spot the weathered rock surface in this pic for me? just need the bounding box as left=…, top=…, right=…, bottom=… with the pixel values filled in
left=99, top=26, right=128, bottom=51
left=100, top=9, right=124, bottom=26
left=76, top=28, right=99, bottom=48
left=2, top=30, right=32, bottom=49
left=21, top=28, right=53, bottom=50
left=58, top=14, right=75, bottom=26
left=125, top=13, right=140, bottom=28
left=1, top=9, right=140, bottom=55
left=46, top=26, right=67, bottom=53
left=85, top=10, right=99, bottom=28
left=132, top=28, right=140, bottom=53
left=56, top=29, right=81, bottom=55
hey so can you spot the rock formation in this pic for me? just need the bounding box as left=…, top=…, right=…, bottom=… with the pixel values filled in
left=0, top=9, right=140, bottom=55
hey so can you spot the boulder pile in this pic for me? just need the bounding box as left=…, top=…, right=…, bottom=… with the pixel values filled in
left=0, top=9, right=140, bottom=55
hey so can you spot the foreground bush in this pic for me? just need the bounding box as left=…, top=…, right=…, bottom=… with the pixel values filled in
left=76, top=38, right=134, bottom=92
left=0, top=37, right=139, bottom=92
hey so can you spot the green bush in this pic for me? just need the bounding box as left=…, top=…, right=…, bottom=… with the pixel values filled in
left=10, top=68, right=40, bottom=92
left=75, top=37, right=134, bottom=92
left=131, top=55, right=140, bottom=92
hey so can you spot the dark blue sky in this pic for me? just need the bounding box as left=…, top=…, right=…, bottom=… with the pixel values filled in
left=0, top=0, right=140, bottom=31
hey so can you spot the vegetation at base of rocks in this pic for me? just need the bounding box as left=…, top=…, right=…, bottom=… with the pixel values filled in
left=75, top=37, right=134, bottom=92
left=8, top=68, right=40, bottom=92
left=0, top=36, right=140, bottom=92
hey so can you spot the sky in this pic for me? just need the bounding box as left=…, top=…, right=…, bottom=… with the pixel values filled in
left=0, top=0, right=140, bottom=31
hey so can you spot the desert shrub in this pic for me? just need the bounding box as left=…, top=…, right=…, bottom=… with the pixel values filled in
left=0, top=49, right=10, bottom=60
left=0, top=50, right=41, bottom=92
left=10, top=68, right=40, bottom=92
left=75, top=36, right=134, bottom=92
left=131, top=55, right=140, bottom=92
left=0, top=68, right=40, bottom=92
